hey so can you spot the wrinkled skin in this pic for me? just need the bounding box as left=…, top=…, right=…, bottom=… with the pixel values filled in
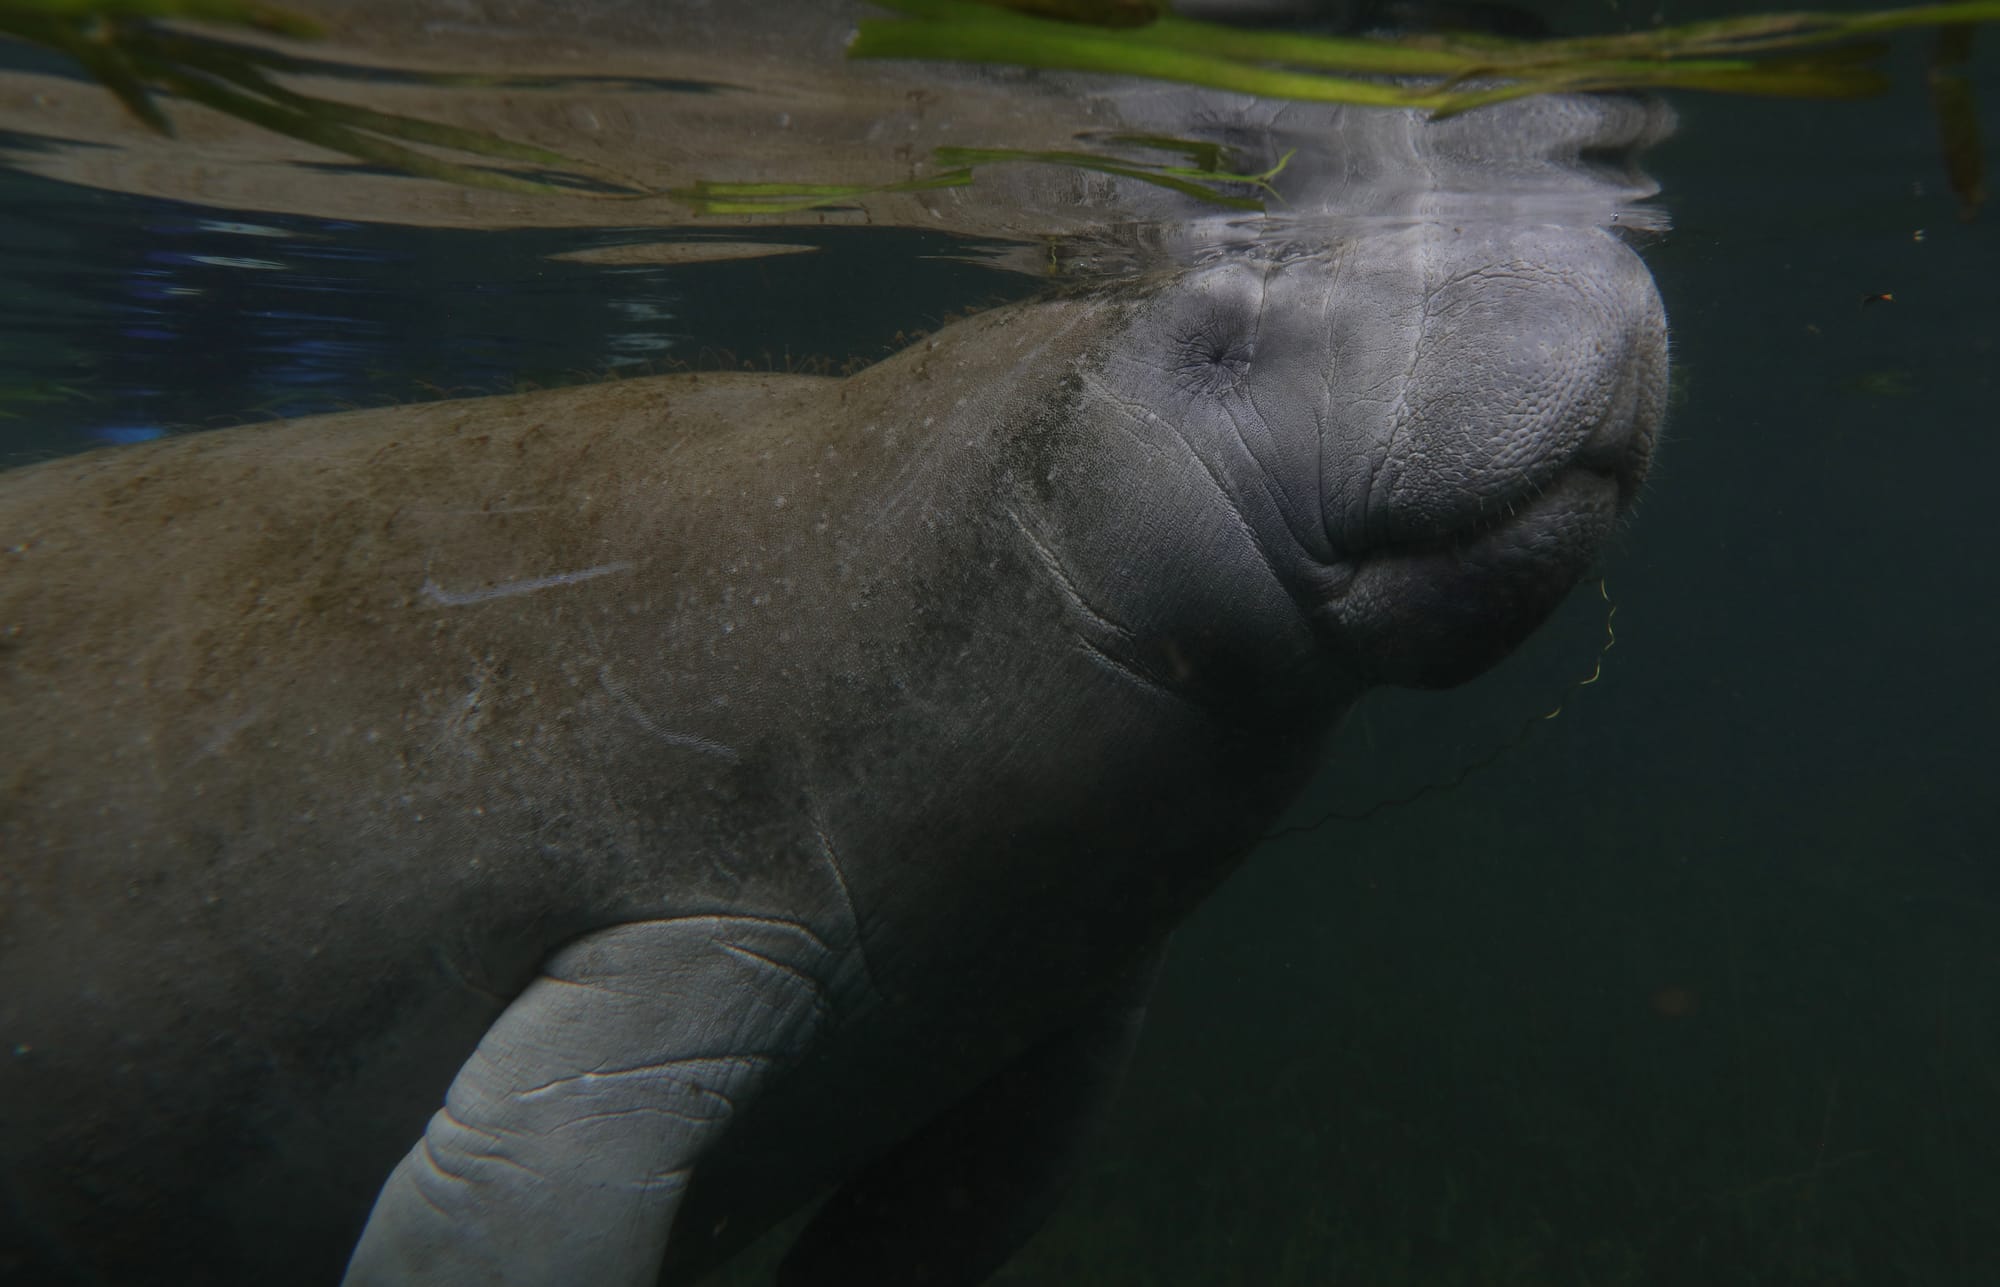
left=1093, top=222, right=1663, bottom=690
left=0, top=11, right=1668, bottom=1287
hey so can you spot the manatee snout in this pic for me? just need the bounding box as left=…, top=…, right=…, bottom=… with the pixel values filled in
left=1068, top=217, right=1663, bottom=692
left=1318, top=225, right=1668, bottom=688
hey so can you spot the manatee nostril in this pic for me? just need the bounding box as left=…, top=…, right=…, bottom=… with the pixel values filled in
left=1169, top=316, right=1255, bottom=396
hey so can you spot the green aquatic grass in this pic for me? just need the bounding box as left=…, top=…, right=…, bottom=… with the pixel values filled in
left=933, top=142, right=1292, bottom=208
left=0, top=0, right=647, bottom=196
left=0, top=0, right=1291, bottom=212
left=852, top=0, right=1990, bottom=214
left=666, top=140, right=1289, bottom=216
left=853, top=1, right=1995, bottom=115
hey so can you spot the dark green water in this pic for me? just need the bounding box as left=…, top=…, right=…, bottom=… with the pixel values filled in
left=2, top=5, right=1995, bottom=1285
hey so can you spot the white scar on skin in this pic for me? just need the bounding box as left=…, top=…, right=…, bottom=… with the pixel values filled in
left=419, top=560, right=635, bottom=606
left=597, top=665, right=742, bottom=763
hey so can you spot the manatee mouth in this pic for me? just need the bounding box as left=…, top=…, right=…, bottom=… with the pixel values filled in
left=1319, top=462, right=1626, bottom=689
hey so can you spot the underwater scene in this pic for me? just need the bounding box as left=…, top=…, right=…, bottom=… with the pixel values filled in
left=1, top=1, right=1995, bottom=1283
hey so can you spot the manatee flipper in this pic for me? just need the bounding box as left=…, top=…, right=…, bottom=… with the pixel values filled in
left=777, top=948, right=1163, bottom=1287
left=343, top=914, right=838, bottom=1287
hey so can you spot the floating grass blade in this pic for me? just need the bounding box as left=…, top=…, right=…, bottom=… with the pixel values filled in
left=1092, top=133, right=1230, bottom=170
left=666, top=137, right=1288, bottom=217
left=151, top=65, right=623, bottom=197
left=0, top=12, right=173, bottom=131
left=933, top=143, right=1291, bottom=207
left=140, top=28, right=626, bottom=177
left=1066, top=12, right=1473, bottom=76
left=854, top=6, right=1450, bottom=108
left=1928, top=24, right=1986, bottom=218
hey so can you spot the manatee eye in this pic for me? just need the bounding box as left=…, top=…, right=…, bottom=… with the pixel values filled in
left=1170, top=313, right=1255, bottom=396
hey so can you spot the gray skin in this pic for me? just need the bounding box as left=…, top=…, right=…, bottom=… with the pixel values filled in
left=0, top=88, right=1667, bottom=1287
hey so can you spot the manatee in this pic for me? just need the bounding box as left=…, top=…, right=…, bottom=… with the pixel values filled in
left=0, top=16, right=1670, bottom=1287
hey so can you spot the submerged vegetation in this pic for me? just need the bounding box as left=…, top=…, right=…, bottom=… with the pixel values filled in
left=0, top=0, right=1295, bottom=211
left=0, top=1, right=652, bottom=196
left=0, top=0, right=1988, bottom=211
left=668, top=142, right=1292, bottom=216
left=854, top=0, right=1991, bottom=215
left=859, top=0, right=1995, bottom=114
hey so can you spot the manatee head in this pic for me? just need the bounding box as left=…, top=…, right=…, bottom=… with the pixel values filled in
left=1093, top=101, right=1669, bottom=691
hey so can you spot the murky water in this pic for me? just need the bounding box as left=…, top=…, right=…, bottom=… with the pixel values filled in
left=2, top=2, right=1996, bottom=1284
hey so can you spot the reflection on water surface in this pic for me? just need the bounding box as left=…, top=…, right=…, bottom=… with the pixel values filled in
left=0, top=0, right=1666, bottom=459
left=0, top=163, right=1038, bottom=457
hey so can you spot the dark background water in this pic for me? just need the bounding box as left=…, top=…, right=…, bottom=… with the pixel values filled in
left=2, top=4, right=1995, bottom=1285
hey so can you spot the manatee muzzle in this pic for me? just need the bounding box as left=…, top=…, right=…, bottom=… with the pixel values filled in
left=1317, top=243, right=1667, bottom=690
